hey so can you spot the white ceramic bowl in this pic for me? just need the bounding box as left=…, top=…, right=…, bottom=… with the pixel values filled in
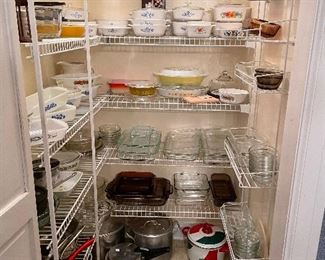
left=173, top=5, right=204, bottom=21
left=96, top=20, right=128, bottom=27
left=52, top=73, right=101, bottom=90
left=172, top=21, right=187, bottom=36
left=26, top=86, right=68, bottom=116
left=130, top=19, right=168, bottom=26
left=29, top=118, right=69, bottom=146
left=186, top=21, right=213, bottom=38
left=214, top=5, right=251, bottom=22
left=98, top=26, right=130, bottom=36
left=131, top=8, right=167, bottom=20
left=213, top=22, right=243, bottom=38
left=131, top=24, right=168, bottom=37
left=67, top=90, right=83, bottom=108
left=218, top=88, right=249, bottom=104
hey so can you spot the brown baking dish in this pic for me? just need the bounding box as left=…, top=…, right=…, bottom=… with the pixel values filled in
left=210, top=173, right=237, bottom=207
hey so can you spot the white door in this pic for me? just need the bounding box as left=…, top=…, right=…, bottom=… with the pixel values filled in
left=0, top=1, right=41, bottom=260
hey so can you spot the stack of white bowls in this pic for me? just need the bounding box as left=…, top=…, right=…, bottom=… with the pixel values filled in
left=97, top=20, right=130, bottom=37
left=172, top=4, right=213, bottom=38
left=213, top=4, right=251, bottom=38
left=129, top=7, right=169, bottom=37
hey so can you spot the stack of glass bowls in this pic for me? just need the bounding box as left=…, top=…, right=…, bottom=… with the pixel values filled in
left=249, top=145, right=277, bottom=186
left=233, top=228, right=260, bottom=258
left=99, top=124, right=121, bottom=147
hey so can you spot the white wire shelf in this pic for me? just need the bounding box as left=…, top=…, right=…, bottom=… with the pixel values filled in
left=220, top=202, right=269, bottom=260
left=31, top=95, right=107, bottom=160
left=39, top=175, right=93, bottom=248
left=224, top=128, right=278, bottom=189
left=104, top=146, right=231, bottom=168
left=78, top=146, right=110, bottom=174
left=235, top=61, right=287, bottom=94
left=102, top=94, right=250, bottom=113
left=107, top=197, right=220, bottom=219
left=23, top=36, right=101, bottom=59
left=100, top=35, right=248, bottom=47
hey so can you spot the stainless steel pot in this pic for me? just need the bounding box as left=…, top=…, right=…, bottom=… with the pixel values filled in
left=128, top=218, right=173, bottom=260
left=99, top=214, right=125, bottom=260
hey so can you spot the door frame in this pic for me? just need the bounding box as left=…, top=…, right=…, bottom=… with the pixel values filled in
left=270, top=0, right=325, bottom=259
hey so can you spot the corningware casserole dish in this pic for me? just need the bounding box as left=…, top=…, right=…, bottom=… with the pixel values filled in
left=131, top=7, right=167, bottom=20
left=98, top=26, right=130, bottom=37
left=52, top=73, right=101, bottom=90
left=186, top=21, right=214, bottom=38
left=213, top=4, right=251, bottom=22
left=29, top=118, right=68, bottom=146
left=158, top=86, right=208, bottom=98
left=130, top=19, right=168, bottom=26
left=172, top=5, right=204, bottom=21
left=53, top=171, right=83, bottom=198
left=78, top=84, right=101, bottom=100
left=218, top=88, right=249, bottom=104
left=33, top=158, right=60, bottom=188
left=172, top=21, right=187, bottom=36
left=131, top=24, right=168, bottom=37
left=31, top=104, right=76, bottom=122
left=53, top=151, right=81, bottom=171
left=213, top=22, right=244, bottom=38
left=96, top=20, right=128, bottom=27
left=127, top=81, right=156, bottom=97
left=154, top=68, right=207, bottom=86
left=26, top=86, right=68, bottom=116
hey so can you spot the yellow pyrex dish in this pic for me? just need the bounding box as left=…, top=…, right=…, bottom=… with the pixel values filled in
left=127, top=81, right=156, bottom=96
left=154, top=68, right=207, bottom=86
left=61, top=22, right=85, bottom=37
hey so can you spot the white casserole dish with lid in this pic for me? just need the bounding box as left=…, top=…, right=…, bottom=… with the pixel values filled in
left=186, top=21, right=214, bottom=38
left=131, top=7, right=167, bottom=20
left=52, top=73, right=101, bottom=90
left=131, top=24, right=168, bottom=37
left=172, top=5, right=205, bottom=21
left=214, top=4, right=251, bottom=22
left=218, top=88, right=249, bottom=104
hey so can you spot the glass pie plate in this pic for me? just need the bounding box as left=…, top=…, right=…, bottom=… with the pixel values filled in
left=202, top=128, right=230, bottom=164
left=164, top=129, right=201, bottom=161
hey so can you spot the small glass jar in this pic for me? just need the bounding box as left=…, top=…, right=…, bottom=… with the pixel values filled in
left=34, top=2, right=65, bottom=40
left=209, top=71, right=237, bottom=91
left=249, top=145, right=277, bottom=186
left=233, top=228, right=260, bottom=258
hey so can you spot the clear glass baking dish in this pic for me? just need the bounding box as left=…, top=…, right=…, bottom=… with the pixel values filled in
left=202, top=128, right=229, bottom=164
left=164, top=129, right=201, bottom=160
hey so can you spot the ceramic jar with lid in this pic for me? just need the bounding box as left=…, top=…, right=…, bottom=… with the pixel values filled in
left=183, top=223, right=229, bottom=260
left=209, top=71, right=237, bottom=91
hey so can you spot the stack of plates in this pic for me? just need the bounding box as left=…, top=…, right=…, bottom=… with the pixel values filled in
left=117, top=126, right=161, bottom=161
left=202, top=128, right=229, bottom=164
left=164, top=129, right=201, bottom=161
left=99, top=124, right=121, bottom=147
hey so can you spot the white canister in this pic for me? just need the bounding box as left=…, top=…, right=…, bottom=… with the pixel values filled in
left=183, top=223, right=229, bottom=260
